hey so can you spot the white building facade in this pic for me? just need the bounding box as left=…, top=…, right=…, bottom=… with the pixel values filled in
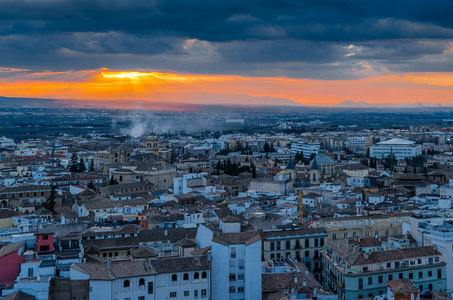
left=370, top=138, right=422, bottom=160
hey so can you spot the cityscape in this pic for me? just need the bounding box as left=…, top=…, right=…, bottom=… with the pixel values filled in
left=1, top=1, right=453, bottom=300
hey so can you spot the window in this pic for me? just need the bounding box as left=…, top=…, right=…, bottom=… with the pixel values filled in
left=172, top=274, right=178, bottom=282
left=375, top=231, right=379, bottom=236
left=184, top=291, right=190, bottom=296
left=314, top=238, right=319, bottom=247
left=305, top=239, right=310, bottom=248
left=365, top=231, right=370, bottom=237
left=429, top=257, right=433, bottom=264
left=332, top=234, right=337, bottom=240
left=114, top=252, right=118, bottom=257
left=123, top=280, right=130, bottom=288
left=28, top=268, right=34, bottom=278
left=353, top=232, right=357, bottom=238
left=138, top=297, right=145, bottom=300
left=344, top=232, right=348, bottom=238
left=435, top=257, right=440, bottom=262
left=40, top=245, right=50, bottom=252
left=184, top=273, right=189, bottom=280
left=305, top=250, right=310, bottom=257
left=394, top=229, right=398, bottom=235
left=419, top=272, right=423, bottom=279
left=139, top=278, right=145, bottom=286
left=378, top=276, right=383, bottom=284
left=428, top=271, right=432, bottom=277
left=438, top=269, right=442, bottom=279
left=419, top=285, right=423, bottom=291
left=229, top=286, right=236, bottom=293
left=238, top=287, right=244, bottom=293
left=201, top=289, right=207, bottom=298
left=42, top=235, right=48, bottom=240
left=385, top=230, right=389, bottom=236
left=358, top=278, right=363, bottom=290
left=170, top=292, right=177, bottom=298
left=270, top=242, right=275, bottom=251
left=295, top=240, right=300, bottom=249
left=286, top=240, right=291, bottom=249
left=201, top=271, right=207, bottom=279
left=194, top=290, right=198, bottom=298
left=409, top=273, right=413, bottom=279
left=395, top=262, right=400, bottom=268
left=320, top=238, right=324, bottom=247
left=388, top=274, right=393, bottom=281
left=368, top=277, right=373, bottom=285
left=148, top=282, right=154, bottom=294
left=429, top=284, right=433, bottom=291
left=194, top=272, right=200, bottom=280
left=387, top=262, right=391, bottom=268
left=238, top=274, right=244, bottom=280
left=231, top=247, right=236, bottom=258
left=399, top=273, right=403, bottom=279
left=229, top=274, right=236, bottom=281
left=418, top=259, right=422, bottom=264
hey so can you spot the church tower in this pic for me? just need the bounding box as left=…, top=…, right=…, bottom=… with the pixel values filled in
left=145, top=133, right=159, bottom=155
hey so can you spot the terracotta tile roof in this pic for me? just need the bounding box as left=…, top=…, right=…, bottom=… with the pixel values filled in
left=82, top=225, right=137, bottom=237
left=260, top=227, right=327, bottom=239
left=149, top=256, right=210, bottom=273
left=138, top=228, right=197, bottom=243
left=72, top=256, right=211, bottom=280
left=1, top=291, right=35, bottom=300
left=354, top=246, right=442, bottom=265
left=212, top=230, right=261, bottom=246
left=82, top=237, right=139, bottom=250
left=191, top=245, right=211, bottom=256
left=129, top=247, right=158, bottom=258
left=0, top=241, right=25, bottom=258
left=177, top=238, right=197, bottom=248
left=388, top=279, right=419, bottom=295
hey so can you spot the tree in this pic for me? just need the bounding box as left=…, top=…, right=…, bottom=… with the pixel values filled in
left=78, top=158, right=86, bottom=172
left=295, top=151, right=304, bottom=162
left=251, top=163, right=257, bottom=178
left=68, top=152, right=79, bottom=172
left=89, top=159, right=95, bottom=172
left=109, top=175, right=118, bottom=185
left=42, top=185, right=57, bottom=213
left=263, top=142, right=271, bottom=153
left=87, top=180, right=95, bottom=190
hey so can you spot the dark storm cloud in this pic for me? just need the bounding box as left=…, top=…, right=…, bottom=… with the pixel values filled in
left=1, top=0, right=453, bottom=77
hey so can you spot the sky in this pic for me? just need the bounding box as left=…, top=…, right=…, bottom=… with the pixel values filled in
left=1, top=0, right=453, bottom=107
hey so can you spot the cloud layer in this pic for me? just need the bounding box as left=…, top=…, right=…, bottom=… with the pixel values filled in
left=1, top=0, right=453, bottom=79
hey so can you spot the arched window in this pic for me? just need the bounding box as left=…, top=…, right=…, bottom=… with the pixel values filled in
left=172, top=274, right=177, bottom=282
left=194, top=272, right=199, bottom=280
left=139, top=278, right=145, bottom=286
left=123, top=280, right=130, bottom=288
left=183, top=273, right=189, bottom=280
left=202, top=272, right=207, bottom=279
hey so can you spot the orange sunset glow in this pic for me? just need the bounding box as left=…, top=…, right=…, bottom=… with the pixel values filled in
left=1, top=69, right=453, bottom=108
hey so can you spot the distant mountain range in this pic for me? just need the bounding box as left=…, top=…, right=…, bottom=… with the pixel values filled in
left=334, top=100, right=453, bottom=108
left=0, top=94, right=303, bottom=110
left=0, top=96, right=452, bottom=111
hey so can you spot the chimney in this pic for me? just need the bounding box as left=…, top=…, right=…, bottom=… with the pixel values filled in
left=165, top=229, right=168, bottom=236
left=364, top=253, right=370, bottom=260
left=107, top=258, right=111, bottom=268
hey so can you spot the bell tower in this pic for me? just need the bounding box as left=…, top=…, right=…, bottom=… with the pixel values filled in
left=145, top=133, right=159, bottom=155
